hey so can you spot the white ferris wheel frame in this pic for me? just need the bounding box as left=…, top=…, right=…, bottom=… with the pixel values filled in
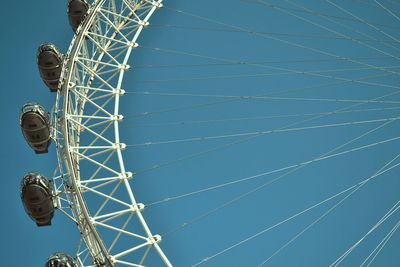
left=53, top=0, right=171, bottom=266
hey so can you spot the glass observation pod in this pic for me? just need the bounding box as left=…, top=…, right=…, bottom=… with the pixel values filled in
left=20, top=102, right=51, bottom=154
left=45, top=252, right=76, bottom=267
left=37, top=43, right=63, bottom=92
left=67, top=0, right=89, bottom=33
left=20, top=172, right=55, bottom=227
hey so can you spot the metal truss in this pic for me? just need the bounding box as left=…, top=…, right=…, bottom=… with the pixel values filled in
left=53, top=0, right=171, bottom=266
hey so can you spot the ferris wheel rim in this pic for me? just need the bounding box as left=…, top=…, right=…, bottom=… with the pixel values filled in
left=56, top=0, right=170, bottom=266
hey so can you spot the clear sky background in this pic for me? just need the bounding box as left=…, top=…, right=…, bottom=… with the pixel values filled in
left=1, top=0, right=400, bottom=266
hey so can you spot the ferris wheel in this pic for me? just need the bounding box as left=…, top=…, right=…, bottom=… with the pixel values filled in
left=20, top=0, right=171, bottom=266
left=19, top=0, right=400, bottom=266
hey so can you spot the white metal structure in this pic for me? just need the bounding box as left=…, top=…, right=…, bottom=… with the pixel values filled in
left=53, top=0, right=171, bottom=266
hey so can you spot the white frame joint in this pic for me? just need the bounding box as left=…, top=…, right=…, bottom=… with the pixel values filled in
left=113, top=114, right=124, bottom=121
left=121, top=171, right=133, bottom=180
left=129, top=42, right=139, bottom=48
left=114, top=89, right=126, bottom=96
left=139, top=20, right=150, bottom=27
left=131, top=203, right=145, bottom=212
left=119, top=64, right=131, bottom=71
left=114, top=143, right=126, bottom=150
left=149, top=234, right=162, bottom=245
left=68, top=81, right=76, bottom=89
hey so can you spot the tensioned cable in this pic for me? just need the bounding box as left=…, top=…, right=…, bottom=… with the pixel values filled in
left=151, top=24, right=399, bottom=45
left=126, top=117, right=400, bottom=148
left=146, top=128, right=400, bottom=207
left=283, top=0, right=400, bottom=54
left=365, top=221, right=400, bottom=267
left=123, top=106, right=400, bottom=129
left=125, top=97, right=236, bottom=119
left=278, top=0, right=400, bottom=54
left=260, top=188, right=400, bottom=266
left=151, top=83, right=400, bottom=224
left=360, top=219, right=400, bottom=267
left=129, top=65, right=400, bottom=83
left=124, top=71, right=393, bottom=120
left=351, top=0, right=381, bottom=9
left=326, top=0, right=400, bottom=45
left=139, top=93, right=400, bottom=252
left=256, top=150, right=400, bottom=265
left=133, top=56, right=393, bottom=69
left=134, top=117, right=399, bottom=178
left=330, top=201, right=400, bottom=266
left=248, top=0, right=400, bottom=63
left=140, top=45, right=400, bottom=91
left=160, top=118, right=400, bottom=238
left=127, top=92, right=400, bottom=105
left=163, top=0, right=400, bottom=79
left=236, top=0, right=400, bottom=31
left=373, top=0, right=400, bottom=23
left=131, top=88, right=400, bottom=175
left=191, top=159, right=400, bottom=266
left=162, top=6, right=400, bottom=77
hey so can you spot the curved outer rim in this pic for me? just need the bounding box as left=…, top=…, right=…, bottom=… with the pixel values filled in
left=62, top=1, right=112, bottom=265
left=57, top=0, right=170, bottom=266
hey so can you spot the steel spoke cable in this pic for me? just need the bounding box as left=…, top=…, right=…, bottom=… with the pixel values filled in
left=161, top=6, right=400, bottom=77
left=123, top=106, right=400, bottom=129
left=131, top=89, right=400, bottom=176
left=126, top=117, right=400, bottom=148
left=332, top=204, right=400, bottom=266
left=259, top=176, right=400, bottom=266
left=127, top=91, right=400, bottom=105
left=124, top=71, right=393, bottom=120
left=124, top=81, right=325, bottom=119
left=133, top=56, right=393, bottom=69
left=326, top=0, right=400, bottom=45
left=330, top=201, right=400, bottom=266
left=249, top=0, right=400, bottom=63
left=124, top=97, right=237, bottom=119
left=237, top=0, right=400, bottom=31
left=191, top=159, right=400, bottom=266
left=365, top=221, right=400, bottom=267
left=351, top=0, right=400, bottom=15
left=284, top=0, right=400, bottom=54
left=137, top=90, right=400, bottom=259
left=140, top=45, right=400, bottom=91
left=160, top=120, right=400, bottom=238
left=373, top=0, right=400, bottom=23
left=147, top=116, right=398, bottom=206
left=282, top=0, right=400, bottom=54
left=150, top=23, right=400, bottom=45
left=134, top=118, right=399, bottom=178
left=360, top=219, right=400, bottom=267
left=146, top=124, right=399, bottom=208
left=129, top=65, right=400, bottom=83
left=351, top=0, right=382, bottom=9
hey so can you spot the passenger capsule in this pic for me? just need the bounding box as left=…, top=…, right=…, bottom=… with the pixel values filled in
left=37, top=43, right=63, bottom=92
left=45, top=252, right=76, bottom=267
left=68, top=0, right=89, bottom=33
left=20, top=102, right=51, bottom=154
left=20, top=172, right=55, bottom=227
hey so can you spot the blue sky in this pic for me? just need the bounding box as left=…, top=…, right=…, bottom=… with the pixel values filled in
left=1, top=0, right=400, bottom=266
